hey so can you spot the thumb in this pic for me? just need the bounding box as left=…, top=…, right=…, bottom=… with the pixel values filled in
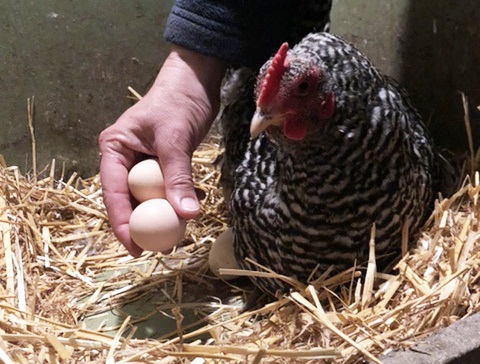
left=158, top=148, right=200, bottom=220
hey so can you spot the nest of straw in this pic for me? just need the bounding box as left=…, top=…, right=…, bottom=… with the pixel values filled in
left=0, top=131, right=479, bottom=363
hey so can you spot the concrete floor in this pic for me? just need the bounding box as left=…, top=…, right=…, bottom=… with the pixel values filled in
left=0, top=0, right=478, bottom=177
left=381, top=312, right=480, bottom=364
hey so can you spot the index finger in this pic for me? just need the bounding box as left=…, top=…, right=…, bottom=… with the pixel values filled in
left=99, top=149, right=143, bottom=257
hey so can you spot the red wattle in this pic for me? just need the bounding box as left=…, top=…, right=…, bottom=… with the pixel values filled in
left=284, top=118, right=307, bottom=141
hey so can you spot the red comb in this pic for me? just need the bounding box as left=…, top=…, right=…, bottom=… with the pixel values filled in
left=257, top=42, right=289, bottom=108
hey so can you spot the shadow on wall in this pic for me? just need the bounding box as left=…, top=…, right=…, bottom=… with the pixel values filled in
left=400, top=0, right=480, bottom=151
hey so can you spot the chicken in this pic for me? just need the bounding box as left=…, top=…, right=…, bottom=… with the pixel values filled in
left=219, top=32, right=453, bottom=296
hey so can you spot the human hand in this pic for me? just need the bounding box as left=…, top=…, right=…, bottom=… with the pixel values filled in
left=99, top=46, right=226, bottom=256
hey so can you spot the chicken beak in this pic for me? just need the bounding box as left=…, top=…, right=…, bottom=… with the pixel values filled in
left=250, top=108, right=270, bottom=138
left=250, top=108, right=284, bottom=138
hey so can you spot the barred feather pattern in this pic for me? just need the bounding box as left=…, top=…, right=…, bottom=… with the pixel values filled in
left=220, top=32, right=437, bottom=296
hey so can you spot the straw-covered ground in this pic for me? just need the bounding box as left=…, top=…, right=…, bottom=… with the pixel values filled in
left=0, top=132, right=479, bottom=363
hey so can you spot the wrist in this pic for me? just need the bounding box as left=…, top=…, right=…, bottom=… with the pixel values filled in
left=168, top=45, right=227, bottom=96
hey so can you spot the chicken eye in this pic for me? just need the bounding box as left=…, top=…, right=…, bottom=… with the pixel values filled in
left=295, top=81, right=310, bottom=96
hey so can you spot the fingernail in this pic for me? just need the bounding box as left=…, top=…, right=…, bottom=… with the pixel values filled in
left=181, top=197, right=199, bottom=212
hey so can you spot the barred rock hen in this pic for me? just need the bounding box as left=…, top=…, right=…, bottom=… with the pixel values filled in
left=220, top=32, right=451, bottom=296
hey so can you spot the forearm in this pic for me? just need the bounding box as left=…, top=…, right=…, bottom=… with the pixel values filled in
left=166, top=46, right=227, bottom=106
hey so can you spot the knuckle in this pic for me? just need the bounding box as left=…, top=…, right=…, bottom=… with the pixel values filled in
left=167, top=171, right=193, bottom=188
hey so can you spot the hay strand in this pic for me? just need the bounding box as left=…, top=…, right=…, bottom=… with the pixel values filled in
left=460, top=92, right=476, bottom=176
left=27, top=96, right=36, bottom=179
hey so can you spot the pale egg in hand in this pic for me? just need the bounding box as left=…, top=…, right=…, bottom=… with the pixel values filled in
left=129, top=199, right=186, bottom=252
left=128, top=158, right=165, bottom=202
left=208, top=228, right=240, bottom=280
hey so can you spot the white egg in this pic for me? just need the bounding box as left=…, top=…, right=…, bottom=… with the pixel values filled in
left=128, top=158, right=165, bottom=202
left=129, top=198, right=186, bottom=252
left=208, top=228, right=240, bottom=280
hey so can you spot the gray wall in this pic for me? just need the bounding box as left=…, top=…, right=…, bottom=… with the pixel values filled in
left=0, top=1, right=478, bottom=177
left=0, top=0, right=173, bottom=177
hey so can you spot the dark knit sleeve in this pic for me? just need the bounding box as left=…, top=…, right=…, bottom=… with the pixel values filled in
left=164, top=0, right=332, bottom=69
